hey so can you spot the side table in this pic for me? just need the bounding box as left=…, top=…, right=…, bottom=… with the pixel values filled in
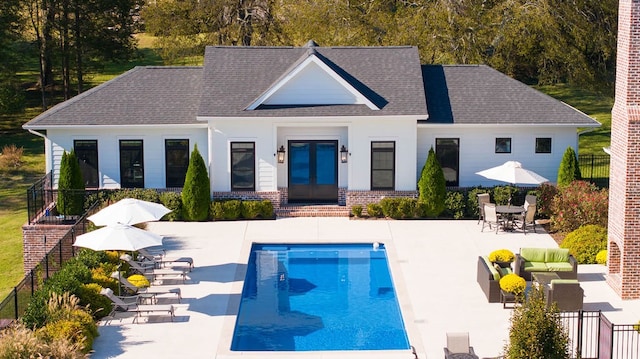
left=500, top=290, right=517, bottom=309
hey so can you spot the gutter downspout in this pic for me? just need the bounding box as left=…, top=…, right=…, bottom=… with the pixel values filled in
left=27, top=129, right=53, bottom=175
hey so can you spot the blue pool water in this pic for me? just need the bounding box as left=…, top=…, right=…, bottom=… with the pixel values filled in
left=231, top=243, right=410, bottom=351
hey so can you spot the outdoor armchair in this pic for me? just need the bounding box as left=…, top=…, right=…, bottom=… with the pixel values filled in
left=544, top=279, right=584, bottom=311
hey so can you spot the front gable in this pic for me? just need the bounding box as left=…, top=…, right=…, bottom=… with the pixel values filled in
left=247, top=54, right=379, bottom=110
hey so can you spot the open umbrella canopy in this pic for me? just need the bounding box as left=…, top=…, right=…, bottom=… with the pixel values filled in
left=73, top=223, right=163, bottom=251
left=87, top=198, right=171, bottom=226
left=475, top=161, right=549, bottom=185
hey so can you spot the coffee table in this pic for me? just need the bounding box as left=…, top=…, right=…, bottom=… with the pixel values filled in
left=532, top=272, right=561, bottom=287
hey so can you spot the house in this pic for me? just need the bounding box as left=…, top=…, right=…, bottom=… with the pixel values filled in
left=23, top=41, right=599, bottom=210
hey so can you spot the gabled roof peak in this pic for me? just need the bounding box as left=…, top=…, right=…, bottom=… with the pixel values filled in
left=304, top=40, right=319, bottom=48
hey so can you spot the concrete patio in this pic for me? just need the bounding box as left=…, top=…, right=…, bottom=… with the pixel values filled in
left=90, top=218, right=640, bottom=359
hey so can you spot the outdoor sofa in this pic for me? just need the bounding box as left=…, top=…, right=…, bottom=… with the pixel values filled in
left=477, top=256, right=512, bottom=303
left=515, top=247, right=578, bottom=281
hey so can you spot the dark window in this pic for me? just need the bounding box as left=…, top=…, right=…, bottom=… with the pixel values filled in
left=495, top=138, right=511, bottom=153
left=435, top=138, right=460, bottom=186
left=119, top=140, right=144, bottom=188
left=371, top=141, right=395, bottom=190
left=535, top=137, right=552, bottom=153
left=231, top=142, right=255, bottom=191
left=74, top=140, right=99, bottom=188
left=165, top=139, right=189, bottom=188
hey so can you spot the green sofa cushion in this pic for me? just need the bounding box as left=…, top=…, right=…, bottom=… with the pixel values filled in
left=546, top=248, right=570, bottom=262
left=521, top=248, right=546, bottom=262
left=546, top=262, right=574, bottom=271
left=482, top=256, right=501, bottom=281
left=524, top=261, right=548, bottom=272
left=550, top=279, right=579, bottom=285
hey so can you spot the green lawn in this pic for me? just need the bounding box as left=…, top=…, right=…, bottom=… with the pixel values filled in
left=0, top=36, right=615, bottom=300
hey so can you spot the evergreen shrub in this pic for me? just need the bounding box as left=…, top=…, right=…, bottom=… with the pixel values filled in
left=444, top=191, right=466, bottom=219
left=351, top=205, right=363, bottom=217
left=560, top=224, right=608, bottom=264
left=159, top=191, right=182, bottom=221
left=557, top=147, right=582, bottom=187
left=222, top=200, right=242, bottom=220
left=418, top=147, right=446, bottom=217
left=241, top=200, right=262, bottom=219
left=367, top=203, right=383, bottom=218
left=466, top=187, right=489, bottom=219
left=57, top=150, right=85, bottom=216
left=259, top=200, right=274, bottom=218
left=181, top=144, right=211, bottom=221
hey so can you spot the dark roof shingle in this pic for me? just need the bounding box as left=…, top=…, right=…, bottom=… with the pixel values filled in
left=421, top=65, right=599, bottom=126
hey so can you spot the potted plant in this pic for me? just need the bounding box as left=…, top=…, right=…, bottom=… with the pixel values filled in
left=489, top=249, right=515, bottom=268
left=499, top=273, right=526, bottom=296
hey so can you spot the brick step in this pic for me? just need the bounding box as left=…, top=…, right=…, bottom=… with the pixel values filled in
left=276, top=205, right=350, bottom=218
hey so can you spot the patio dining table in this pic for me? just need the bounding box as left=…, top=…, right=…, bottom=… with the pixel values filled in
left=496, top=205, right=525, bottom=231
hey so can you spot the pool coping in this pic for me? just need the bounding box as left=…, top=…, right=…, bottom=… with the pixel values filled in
left=216, top=236, right=425, bottom=358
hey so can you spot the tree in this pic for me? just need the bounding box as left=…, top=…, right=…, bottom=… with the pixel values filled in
left=57, top=150, right=85, bottom=216
left=503, top=286, right=570, bottom=358
left=181, top=144, right=210, bottom=221
left=557, top=146, right=581, bottom=187
left=0, top=0, right=25, bottom=113
left=418, top=147, right=446, bottom=217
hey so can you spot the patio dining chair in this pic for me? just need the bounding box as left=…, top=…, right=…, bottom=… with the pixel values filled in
left=444, top=332, right=479, bottom=359
left=514, top=204, right=537, bottom=234
left=477, top=193, right=491, bottom=224
left=481, top=203, right=505, bottom=234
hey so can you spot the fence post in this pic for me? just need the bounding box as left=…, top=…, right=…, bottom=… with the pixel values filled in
left=44, top=235, right=49, bottom=280
left=30, top=270, right=34, bottom=296
left=576, top=310, right=583, bottom=358
left=12, top=287, right=18, bottom=320
left=590, top=155, right=595, bottom=182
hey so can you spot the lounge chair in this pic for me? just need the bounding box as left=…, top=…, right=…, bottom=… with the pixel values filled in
left=100, top=288, right=175, bottom=323
left=120, top=254, right=189, bottom=283
left=444, top=332, right=479, bottom=359
left=110, top=271, right=181, bottom=303
left=137, top=248, right=194, bottom=271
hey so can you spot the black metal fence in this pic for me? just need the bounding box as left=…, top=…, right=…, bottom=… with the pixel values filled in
left=578, top=154, right=610, bottom=188
left=26, top=171, right=53, bottom=225
left=0, top=205, right=96, bottom=324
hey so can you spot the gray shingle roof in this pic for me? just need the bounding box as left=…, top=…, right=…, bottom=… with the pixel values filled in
left=23, top=66, right=203, bottom=129
left=421, top=65, right=600, bottom=126
left=198, top=45, right=428, bottom=118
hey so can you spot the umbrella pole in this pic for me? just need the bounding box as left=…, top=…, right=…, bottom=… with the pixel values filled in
left=117, top=264, right=122, bottom=296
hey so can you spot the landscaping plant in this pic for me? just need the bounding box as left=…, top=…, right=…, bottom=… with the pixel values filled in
left=159, top=191, right=183, bottom=221
left=596, top=250, right=608, bottom=265
left=557, top=147, right=582, bottom=187
left=503, top=286, right=570, bottom=359
left=351, top=205, right=363, bottom=217
left=489, top=249, right=515, bottom=264
left=551, top=181, right=608, bottom=233
left=444, top=191, right=466, bottom=219
left=181, top=144, right=211, bottom=221
left=499, top=274, right=526, bottom=296
left=418, top=147, right=446, bottom=217
left=560, top=224, right=608, bottom=264
left=57, top=150, right=85, bottom=216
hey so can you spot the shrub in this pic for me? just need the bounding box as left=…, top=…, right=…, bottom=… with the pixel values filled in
left=90, top=267, right=118, bottom=292
left=367, top=203, right=383, bottom=218
left=0, top=144, right=23, bottom=169
left=259, top=200, right=274, bottom=218
left=503, top=286, right=570, bottom=359
left=351, top=205, right=363, bottom=217
left=418, top=147, right=446, bottom=217
left=557, top=146, right=582, bottom=187
left=40, top=292, right=99, bottom=353
left=159, top=191, right=183, bottom=221
left=76, top=283, right=112, bottom=319
left=536, top=183, right=558, bottom=219
left=499, top=274, right=526, bottom=295
left=466, top=187, right=489, bottom=219
left=241, top=200, right=262, bottom=219
left=560, top=224, right=608, bottom=264
left=0, top=323, right=85, bottom=358
left=223, top=200, right=242, bottom=220
left=57, top=150, right=85, bottom=216
left=489, top=249, right=516, bottom=263
left=211, top=201, right=225, bottom=220
left=127, top=274, right=150, bottom=287
left=551, top=181, right=608, bottom=232
left=444, top=191, right=466, bottom=219
left=398, top=198, right=417, bottom=218
left=380, top=198, right=403, bottom=219
left=493, top=185, right=518, bottom=205
left=74, top=248, right=107, bottom=269
left=596, top=250, right=608, bottom=265
left=182, top=144, right=211, bottom=221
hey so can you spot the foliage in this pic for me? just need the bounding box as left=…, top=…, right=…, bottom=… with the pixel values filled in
left=57, top=150, right=85, bottom=216
left=181, top=145, right=210, bottom=221
left=366, top=203, right=383, bottom=218
left=259, top=200, right=274, bottom=218
left=0, top=322, right=85, bottom=358
left=222, top=200, right=242, bottom=220
left=74, top=248, right=107, bottom=269
left=418, top=147, right=446, bottom=217
left=503, top=286, right=570, bottom=359
left=536, top=183, right=558, bottom=219
left=557, top=147, right=582, bottom=187
left=90, top=267, right=118, bottom=293
left=0, top=144, right=23, bottom=170
left=499, top=274, right=526, bottom=295
left=550, top=181, right=608, bottom=232
left=489, top=249, right=516, bottom=263
left=466, top=187, right=490, bottom=219
left=159, top=191, right=183, bottom=221
left=596, top=250, right=608, bottom=265
left=241, top=200, right=262, bottom=219
left=127, top=274, right=150, bottom=288
left=493, top=185, right=518, bottom=205
left=211, top=201, right=224, bottom=220
left=444, top=191, right=466, bottom=219
left=40, top=292, right=99, bottom=353
left=351, top=205, right=363, bottom=217
left=108, top=188, right=161, bottom=203
left=380, top=197, right=416, bottom=219
left=560, top=225, right=608, bottom=264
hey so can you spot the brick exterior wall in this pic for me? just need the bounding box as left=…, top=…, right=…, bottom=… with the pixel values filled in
left=213, top=191, right=281, bottom=208
left=608, top=0, right=640, bottom=299
left=21, top=224, right=80, bottom=274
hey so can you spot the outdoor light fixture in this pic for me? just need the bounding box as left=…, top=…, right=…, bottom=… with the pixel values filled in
left=277, top=145, right=286, bottom=163
left=340, top=145, right=349, bottom=163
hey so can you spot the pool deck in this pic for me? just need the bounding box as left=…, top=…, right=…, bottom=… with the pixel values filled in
left=90, top=218, right=640, bottom=359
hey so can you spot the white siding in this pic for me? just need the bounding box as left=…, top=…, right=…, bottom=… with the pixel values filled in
left=417, top=126, right=579, bottom=187
left=46, top=128, right=208, bottom=189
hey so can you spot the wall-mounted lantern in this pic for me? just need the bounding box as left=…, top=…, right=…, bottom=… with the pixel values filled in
left=277, top=145, right=286, bottom=163
left=340, top=145, right=349, bottom=163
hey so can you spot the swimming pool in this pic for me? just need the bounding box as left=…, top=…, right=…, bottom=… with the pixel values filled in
left=231, top=243, right=410, bottom=351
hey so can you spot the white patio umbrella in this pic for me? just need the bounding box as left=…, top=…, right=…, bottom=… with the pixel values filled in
left=475, top=161, right=549, bottom=185
left=73, top=223, right=164, bottom=251
left=87, top=198, right=171, bottom=226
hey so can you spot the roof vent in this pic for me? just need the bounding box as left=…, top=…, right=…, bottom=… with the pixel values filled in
left=304, top=40, right=319, bottom=48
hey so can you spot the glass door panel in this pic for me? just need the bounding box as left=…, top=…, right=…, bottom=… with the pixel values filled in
left=288, top=140, right=338, bottom=203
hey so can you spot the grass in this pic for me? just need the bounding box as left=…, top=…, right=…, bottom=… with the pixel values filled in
left=0, top=35, right=615, bottom=302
